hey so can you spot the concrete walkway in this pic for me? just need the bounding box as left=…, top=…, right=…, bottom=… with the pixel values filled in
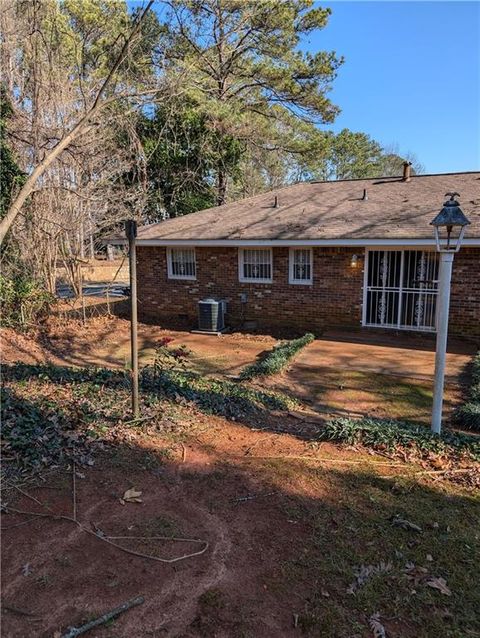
left=296, top=332, right=475, bottom=382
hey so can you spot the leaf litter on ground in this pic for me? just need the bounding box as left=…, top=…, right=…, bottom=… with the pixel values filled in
left=403, top=562, right=452, bottom=595
left=347, top=562, right=393, bottom=594
left=21, top=563, right=32, bottom=577
left=426, top=576, right=452, bottom=596
left=390, top=514, right=422, bottom=533
left=120, top=488, right=143, bottom=505
left=369, top=613, right=387, bottom=638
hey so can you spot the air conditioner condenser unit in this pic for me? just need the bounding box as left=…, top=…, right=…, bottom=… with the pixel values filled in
left=197, top=298, right=227, bottom=333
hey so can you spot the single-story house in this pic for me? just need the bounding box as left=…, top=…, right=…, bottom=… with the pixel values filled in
left=134, top=170, right=480, bottom=339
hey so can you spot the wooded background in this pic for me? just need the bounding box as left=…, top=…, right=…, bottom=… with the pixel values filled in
left=0, top=0, right=421, bottom=324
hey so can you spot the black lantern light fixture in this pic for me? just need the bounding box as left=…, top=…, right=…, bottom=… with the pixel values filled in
left=430, top=192, right=471, bottom=252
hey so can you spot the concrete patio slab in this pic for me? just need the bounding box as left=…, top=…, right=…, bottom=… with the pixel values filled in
left=295, top=335, right=474, bottom=382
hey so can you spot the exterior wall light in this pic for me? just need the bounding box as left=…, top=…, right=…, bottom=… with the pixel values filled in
left=350, top=254, right=359, bottom=268
left=430, top=193, right=470, bottom=435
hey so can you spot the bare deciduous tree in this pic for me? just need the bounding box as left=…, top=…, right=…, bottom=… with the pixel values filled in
left=0, top=0, right=154, bottom=246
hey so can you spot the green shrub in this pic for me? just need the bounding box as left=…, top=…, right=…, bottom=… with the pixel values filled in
left=455, top=402, right=480, bottom=431
left=3, top=362, right=295, bottom=420
left=152, top=337, right=192, bottom=371
left=0, top=274, right=53, bottom=330
left=319, top=417, right=480, bottom=461
left=1, top=385, right=71, bottom=469
left=239, top=332, right=315, bottom=380
left=455, top=351, right=480, bottom=431
left=143, top=339, right=297, bottom=417
left=2, top=362, right=129, bottom=386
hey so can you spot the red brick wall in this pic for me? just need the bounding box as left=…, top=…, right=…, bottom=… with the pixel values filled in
left=136, top=245, right=479, bottom=339
left=137, top=246, right=363, bottom=334
left=449, top=248, right=480, bottom=338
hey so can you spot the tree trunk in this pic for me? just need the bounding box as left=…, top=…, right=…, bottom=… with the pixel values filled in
left=216, top=164, right=227, bottom=206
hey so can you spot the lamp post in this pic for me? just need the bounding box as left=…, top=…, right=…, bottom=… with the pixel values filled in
left=125, top=219, right=139, bottom=418
left=430, top=193, right=470, bottom=434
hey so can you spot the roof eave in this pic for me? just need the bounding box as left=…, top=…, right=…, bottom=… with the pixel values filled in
left=131, top=237, right=480, bottom=247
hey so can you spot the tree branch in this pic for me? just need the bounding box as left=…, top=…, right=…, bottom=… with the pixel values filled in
left=0, top=0, right=154, bottom=245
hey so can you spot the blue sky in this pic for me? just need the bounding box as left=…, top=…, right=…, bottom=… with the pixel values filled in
left=306, top=1, right=480, bottom=173
left=137, top=0, right=479, bottom=174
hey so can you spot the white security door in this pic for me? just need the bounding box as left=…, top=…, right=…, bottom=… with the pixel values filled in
left=364, top=250, right=439, bottom=331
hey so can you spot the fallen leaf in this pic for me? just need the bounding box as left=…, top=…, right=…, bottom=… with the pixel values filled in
left=22, top=563, right=32, bottom=576
left=404, top=563, right=428, bottom=585
left=369, top=612, right=386, bottom=638
left=106, top=579, right=120, bottom=588
left=426, top=577, right=451, bottom=596
left=391, top=515, right=422, bottom=533
left=321, top=589, right=330, bottom=598
left=426, top=554, right=434, bottom=562
left=347, top=562, right=392, bottom=594
left=121, top=488, right=142, bottom=504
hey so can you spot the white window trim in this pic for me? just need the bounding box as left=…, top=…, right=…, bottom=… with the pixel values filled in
left=238, top=248, right=273, bottom=283
left=166, top=247, right=197, bottom=280
left=289, top=248, right=313, bottom=285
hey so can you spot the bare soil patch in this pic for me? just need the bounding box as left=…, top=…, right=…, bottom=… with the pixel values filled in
left=2, top=321, right=479, bottom=637
left=1, top=317, right=275, bottom=376
left=2, top=415, right=479, bottom=638
left=1, top=316, right=469, bottom=424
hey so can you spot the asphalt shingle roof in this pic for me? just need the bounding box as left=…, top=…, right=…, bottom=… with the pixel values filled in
left=137, top=172, right=480, bottom=242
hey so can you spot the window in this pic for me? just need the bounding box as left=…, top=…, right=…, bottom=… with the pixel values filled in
left=167, top=247, right=196, bottom=280
left=239, top=248, right=272, bottom=282
left=289, top=248, right=312, bottom=284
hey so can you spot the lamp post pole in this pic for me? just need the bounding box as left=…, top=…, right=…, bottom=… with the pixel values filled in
left=429, top=192, right=470, bottom=435
left=431, top=252, right=454, bottom=434
left=126, top=220, right=139, bottom=418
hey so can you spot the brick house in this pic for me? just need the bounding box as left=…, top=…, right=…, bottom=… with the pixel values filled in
left=134, top=171, right=480, bottom=339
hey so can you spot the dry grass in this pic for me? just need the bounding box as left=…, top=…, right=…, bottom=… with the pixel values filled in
left=271, top=368, right=462, bottom=423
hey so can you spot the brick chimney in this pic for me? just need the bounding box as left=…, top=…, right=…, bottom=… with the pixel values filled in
left=402, top=161, right=412, bottom=182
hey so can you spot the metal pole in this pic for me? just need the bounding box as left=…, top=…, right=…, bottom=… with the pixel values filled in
left=126, top=221, right=139, bottom=418
left=431, top=252, right=454, bottom=434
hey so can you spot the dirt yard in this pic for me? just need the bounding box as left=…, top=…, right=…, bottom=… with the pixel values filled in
left=1, top=318, right=479, bottom=637
left=1, top=315, right=472, bottom=424
left=1, top=317, right=276, bottom=376
left=2, top=408, right=479, bottom=638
